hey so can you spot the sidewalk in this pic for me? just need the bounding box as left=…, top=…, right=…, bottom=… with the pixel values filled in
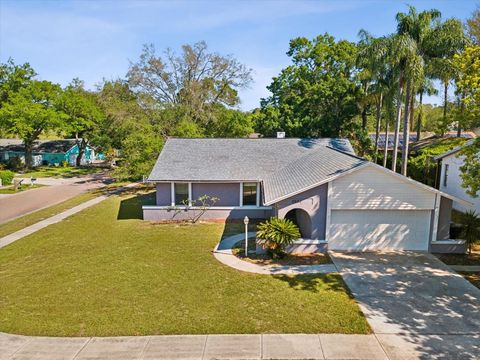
left=0, top=333, right=390, bottom=360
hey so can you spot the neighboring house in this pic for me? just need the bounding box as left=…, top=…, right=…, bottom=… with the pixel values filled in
left=144, top=137, right=468, bottom=253
left=370, top=132, right=476, bottom=152
left=0, top=139, right=102, bottom=166
left=434, top=140, right=480, bottom=214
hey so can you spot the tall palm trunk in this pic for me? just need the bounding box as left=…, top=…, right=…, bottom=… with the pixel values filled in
left=383, top=111, right=389, bottom=168
left=401, top=80, right=412, bottom=176
left=442, top=80, right=448, bottom=136
left=409, top=87, right=415, bottom=132
left=361, top=82, right=368, bottom=131
left=457, top=94, right=465, bottom=137
left=392, top=75, right=404, bottom=173
left=416, top=92, right=423, bottom=141
left=374, top=93, right=383, bottom=163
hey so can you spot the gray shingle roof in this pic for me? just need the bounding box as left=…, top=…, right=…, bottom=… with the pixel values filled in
left=262, top=146, right=366, bottom=204
left=148, top=138, right=366, bottom=204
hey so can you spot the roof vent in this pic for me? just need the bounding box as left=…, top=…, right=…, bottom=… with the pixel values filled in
left=276, top=131, right=285, bottom=139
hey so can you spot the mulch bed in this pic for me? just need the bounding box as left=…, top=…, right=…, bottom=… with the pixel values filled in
left=435, top=252, right=480, bottom=266
left=459, top=272, right=480, bottom=289
left=232, top=240, right=332, bottom=266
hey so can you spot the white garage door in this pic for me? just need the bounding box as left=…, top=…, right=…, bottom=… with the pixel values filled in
left=329, top=210, right=431, bottom=251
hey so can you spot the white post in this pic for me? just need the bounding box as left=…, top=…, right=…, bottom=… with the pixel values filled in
left=244, top=216, right=249, bottom=257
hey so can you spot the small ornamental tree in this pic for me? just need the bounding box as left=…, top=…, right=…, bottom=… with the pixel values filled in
left=256, top=217, right=301, bottom=258
left=170, top=195, right=219, bottom=223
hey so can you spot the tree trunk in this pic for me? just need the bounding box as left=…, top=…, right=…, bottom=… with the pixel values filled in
left=457, top=94, right=465, bottom=137
left=392, top=75, right=404, bottom=173
left=24, top=141, right=33, bottom=169
left=374, top=93, right=383, bottom=163
left=409, top=88, right=415, bottom=132
left=442, top=81, right=448, bottom=136
left=361, top=108, right=368, bottom=131
left=383, top=111, right=389, bottom=168
left=76, top=137, right=86, bottom=167
left=361, top=82, right=368, bottom=131
left=401, top=81, right=411, bottom=176
left=416, top=92, right=423, bottom=141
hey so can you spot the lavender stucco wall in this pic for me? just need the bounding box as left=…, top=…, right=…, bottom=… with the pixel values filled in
left=143, top=207, right=271, bottom=221
left=156, top=183, right=171, bottom=206
left=437, top=196, right=452, bottom=240
left=275, top=183, right=328, bottom=240
left=192, top=183, right=240, bottom=206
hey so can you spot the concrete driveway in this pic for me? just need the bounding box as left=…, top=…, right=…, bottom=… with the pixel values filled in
left=0, top=173, right=109, bottom=224
left=330, top=251, right=480, bottom=360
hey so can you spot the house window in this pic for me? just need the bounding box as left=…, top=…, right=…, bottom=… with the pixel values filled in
left=174, top=183, right=189, bottom=205
left=443, top=164, right=449, bottom=187
left=242, top=182, right=257, bottom=206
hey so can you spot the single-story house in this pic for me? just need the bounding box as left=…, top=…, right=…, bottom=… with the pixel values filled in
left=434, top=140, right=480, bottom=214
left=0, top=139, right=102, bottom=166
left=144, top=137, right=469, bottom=253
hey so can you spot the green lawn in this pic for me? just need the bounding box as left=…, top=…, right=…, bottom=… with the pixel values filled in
left=0, top=190, right=369, bottom=336
left=0, top=191, right=98, bottom=238
left=17, top=166, right=104, bottom=178
left=0, top=183, right=45, bottom=194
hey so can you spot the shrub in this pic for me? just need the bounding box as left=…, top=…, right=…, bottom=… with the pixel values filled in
left=6, top=156, right=23, bottom=172
left=460, top=210, right=480, bottom=254
left=0, top=170, right=15, bottom=186
left=256, top=217, right=301, bottom=258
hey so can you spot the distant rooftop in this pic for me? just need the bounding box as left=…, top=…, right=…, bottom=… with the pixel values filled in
left=0, top=139, right=81, bottom=153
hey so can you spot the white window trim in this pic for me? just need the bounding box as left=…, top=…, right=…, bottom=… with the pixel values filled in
left=239, top=182, right=243, bottom=207
left=256, top=183, right=260, bottom=207
left=171, top=182, right=191, bottom=206
left=240, top=182, right=260, bottom=207
left=443, top=164, right=449, bottom=187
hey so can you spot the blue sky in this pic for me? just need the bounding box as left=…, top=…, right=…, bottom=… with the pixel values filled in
left=0, top=0, right=476, bottom=110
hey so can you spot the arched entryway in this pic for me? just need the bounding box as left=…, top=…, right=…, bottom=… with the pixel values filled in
left=284, top=208, right=312, bottom=239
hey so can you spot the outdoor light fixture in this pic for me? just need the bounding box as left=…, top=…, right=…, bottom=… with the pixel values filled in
left=243, top=216, right=249, bottom=257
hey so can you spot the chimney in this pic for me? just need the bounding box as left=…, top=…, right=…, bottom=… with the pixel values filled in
left=276, top=131, right=285, bottom=139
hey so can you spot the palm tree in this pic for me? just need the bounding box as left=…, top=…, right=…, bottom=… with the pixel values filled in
left=460, top=210, right=480, bottom=255
left=428, top=18, right=469, bottom=135
left=395, top=5, right=441, bottom=176
left=357, top=31, right=390, bottom=162
left=415, top=78, right=437, bottom=140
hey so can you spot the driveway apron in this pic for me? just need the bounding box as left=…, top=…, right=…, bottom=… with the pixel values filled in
left=330, top=251, right=480, bottom=359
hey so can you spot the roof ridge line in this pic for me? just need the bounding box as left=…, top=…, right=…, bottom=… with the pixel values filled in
left=325, top=145, right=366, bottom=161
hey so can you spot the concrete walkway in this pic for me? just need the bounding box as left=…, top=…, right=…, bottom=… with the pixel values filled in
left=330, top=251, right=480, bottom=360
left=0, top=332, right=392, bottom=360
left=213, top=233, right=337, bottom=275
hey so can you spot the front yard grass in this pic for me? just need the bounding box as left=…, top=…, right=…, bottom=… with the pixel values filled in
left=0, top=191, right=98, bottom=238
left=0, top=190, right=369, bottom=336
left=17, top=166, right=104, bottom=179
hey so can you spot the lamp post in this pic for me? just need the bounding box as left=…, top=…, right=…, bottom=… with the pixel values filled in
left=243, top=216, right=249, bottom=257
